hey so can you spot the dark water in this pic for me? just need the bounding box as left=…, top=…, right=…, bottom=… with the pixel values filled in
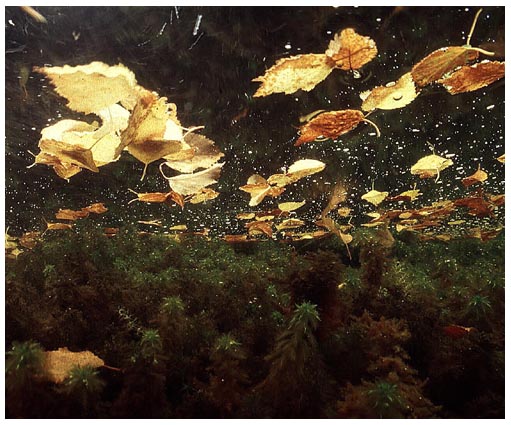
left=5, top=6, right=505, bottom=235
left=4, top=6, right=505, bottom=420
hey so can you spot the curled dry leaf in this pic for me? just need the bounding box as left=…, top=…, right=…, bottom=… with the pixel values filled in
left=410, top=154, right=453, bottom=180
left=42, top=347, right=105, bottom=384
left=252, top=54, right=334, bottom=97
left=439, top=60, right=505, bottom=94
left=295, top=110, right=370, bottom=146
left=33, top=61, right=139, bottom=114
left=82, top=202, right=108, bottom=214
left=361, top=72, right=420, bottom=112
left=361, top=189, right=389, bottom=206
left=462, top=166, right=488, bottom=187
left=32, top=152, right=82, bottom=180
left=161, top=162, right=224, bottom=196
left=411, top=46, right=479, bottom=87
left=325, top=28, right=378, bottom=71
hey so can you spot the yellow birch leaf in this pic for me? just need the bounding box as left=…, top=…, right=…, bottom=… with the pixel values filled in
left=410, top=154, right=453, bottom=180
left=325, top=28, right=378, bottom=71
left=162, top=162, right=224, bottom=196
left=188, top=188, right=219, bottom=204
left=278, top=201, right=306, bottom=212
left=33, top=61, right=139, bottom=114
left=252, top=54, right=334, bottom=97
left=462, top=166, right=488, bottom=187
left=361, top=72, right=420, bottom=112
left=276, top=219, right=305, bottom=231
left=361, top=189, right=389, bottom=206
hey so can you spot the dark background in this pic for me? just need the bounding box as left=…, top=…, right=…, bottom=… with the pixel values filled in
left=5, top=6, right=505, bottom=235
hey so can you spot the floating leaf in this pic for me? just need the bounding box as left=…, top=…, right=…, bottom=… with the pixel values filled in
left=411, top=46, right=479, bottom=87
left=39, top=138, right=99, bottom=173
left=361, top=189, right=389, bottom=206
left=410, top=154, right=453, bottom=181
left=236, top=212, right=256, bottom=220
left=295, top=110, right=379, bottom=146
left=439, top=60, right=505, bottom=94
left=454, top=195, right=494, bottom=217
left=169, top=224, right=187, bottom=231
left=32, top=152, right=82, bottom=180
left=462, top=166, right=488, bottom=187
left=388, top=187, right=422, bottom=202
left=496, top=154, right=505, bottom=163
left=239, top=175, right=286, bottom=207
left=42, top=347, right=105, bottom=384
left=286, top=159, right=326, bottom=182
left=252, top=54, right=334, bottom=97
left=278, top=201, right=306, bottom=212
left=325, top=28, right=378, bottom=71
left=361, top=72, right=420, bottom=112
left=33, top=61, right=139, bottom=114
left=161, top=162, right=224, bottom=196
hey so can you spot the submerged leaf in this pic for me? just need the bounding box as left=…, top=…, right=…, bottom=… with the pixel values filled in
left=361, top=72, right=420, bottom=111
left=278, top=201, right=306, bottom=212
left=462, top=166, right=488, bottom=187
left=164, top=133, right=224, bottom=173
left=325, top=28, right=378, bottom=71
left=162, top=162, right=224, bottom=196
left=410, top=154, right=453, bottom=180
left=42, top=347, right=105, bottom=384
left=361, top=189, right=389, bottom=206
left=252, top=54, right=334, bottom=97
left=411, top=46, right=479, bottom=87
left=33, top=61, right=139, bottom=114
left=295, top=110, right=366, bottom=146
left=439, top=60, right=505, bottom=94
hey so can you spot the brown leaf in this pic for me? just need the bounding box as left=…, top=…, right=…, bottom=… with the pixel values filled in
left=46, top=222, right=74, bottom=231
left=361, top=72, right=420, bottom=112
left=245, top=221, right=273, bottom=238
left=42, top=347, right=104, bottom=384
left=39, top=138, right=99, bottom=173
left=411, top=46, right=479, bottom=87
left=188, top=188, right=219, bottom=204
left=32, top=152, right=82, bottom=180
left=295, top=110, right=366, bottom=146
left=439, top=60, right=505, bottom=94
left=252, top=54, right=334, bottom=97
left=410, top=154, right=453, bottom=180
left=461, top=166, right=488, bottom=187
left=55, top=209, right=90, bottom=221
left=325, top=28, right=378, bottom=71
left=82, top=202, right=108, bottom=214
left=19, top=232, right=41, bottom=249
left=454, top=196, right=494, bottom=217
left=496, top=154, right=505, bottom=163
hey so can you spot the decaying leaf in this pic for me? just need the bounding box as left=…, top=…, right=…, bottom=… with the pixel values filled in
left=439, top=60, right=505, bottom=94
left=39, top=137, right=99, bottom=173
left=361, top=189, right=389, bottom=206
left=388, top=187, right=422, bottom=202
left=276, top=219, right=305, bottom=231
left=42, top=347, right=105, bottom=384
left=496, top=154, right=505, bottom=163
left=462, top=165, right=488, bottom=187
left=33, top=61, right=139, bottom=114
left=361, top=72, right=420, bottom=112
left=454, top=195, right=494, bottom=217
left=236, top=212, right=256, bottom=220
left=295, top=110, right=379, bottom=146
left=325, top=28, right=378, bottom=71
left=252, top=54, right=334, bottom=97
left=315, top=216, right=352, bottom=259
left=411, top=46, right=479, bottom=87
left=55, top=209, right=89, bottom=221
left=45, top=222, right=74, bottom=231
left=245, top=221, right=273, bottom=238
left=410, top=154, right=453, bottom=181
left=82, top=203, right=108, bottom=214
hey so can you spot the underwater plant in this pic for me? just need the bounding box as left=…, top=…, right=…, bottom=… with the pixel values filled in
left=139, top=329, right=163, bottom=363
left=6, top=340, right=44, bottom=390
left=63, top=365, right=106, bottom=414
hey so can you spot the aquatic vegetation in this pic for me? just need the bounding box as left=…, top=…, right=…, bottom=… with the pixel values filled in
left=6, top=340, right=44, bottom=390
left=63, top=365, right=106, bottom=412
